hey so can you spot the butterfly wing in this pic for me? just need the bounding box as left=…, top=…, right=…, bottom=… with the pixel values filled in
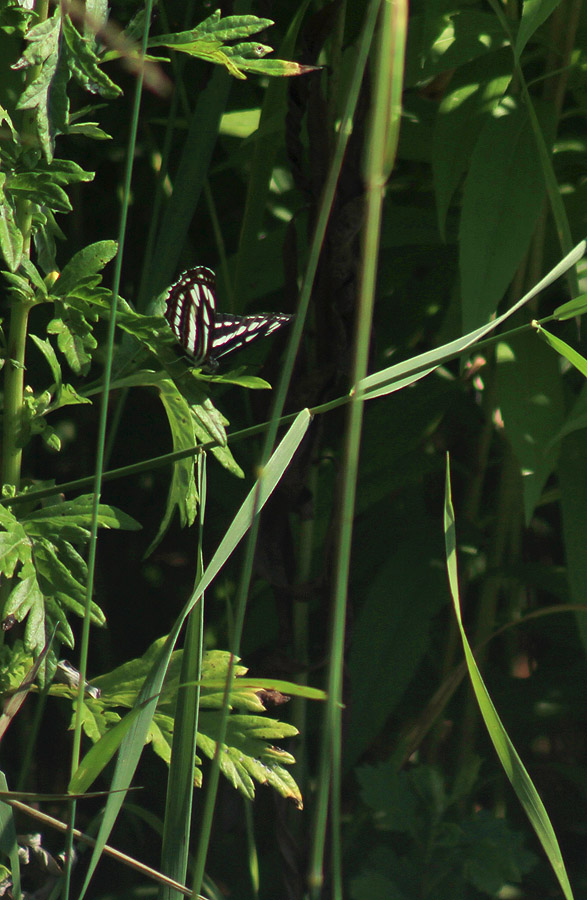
left=164, top=265, right=293, bottom=367
left=163, top=266, right=216, bottom=365
left=211, top=313, right=293, bottom=362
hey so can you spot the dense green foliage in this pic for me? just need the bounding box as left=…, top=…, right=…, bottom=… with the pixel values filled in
left=1, top=1, right=586, bottom=899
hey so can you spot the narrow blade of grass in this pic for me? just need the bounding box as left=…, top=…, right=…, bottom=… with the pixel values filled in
left=356, top=238, right=586, bottom=399
left=444, top=456, right=575, bottom=900
left=77, top=408, right=312, bottom=898
left=534, top=322, right=587, bottom=378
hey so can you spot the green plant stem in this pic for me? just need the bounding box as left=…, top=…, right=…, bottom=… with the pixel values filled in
left=63, top=4, right=155, bottom=896
left=1, top=301, right=32, bottom=493
left=3, top=303, right=561, bottom=511
left=309, top=0, right=406, bottom=894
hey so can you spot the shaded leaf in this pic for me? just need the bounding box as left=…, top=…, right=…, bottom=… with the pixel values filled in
left=460, top=97, right=549, bottom=331
left=13, top=13, right=62, bottom=161
left=0, top=174, right=23, bottom=272
left=61, top=14, right=121, bottom=99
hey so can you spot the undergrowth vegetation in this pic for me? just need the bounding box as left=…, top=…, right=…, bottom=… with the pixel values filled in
left=0, top=1, right=586, bottom=899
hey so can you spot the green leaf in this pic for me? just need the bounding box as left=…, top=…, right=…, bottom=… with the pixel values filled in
left=515, top=0, right=561, bottom=61
left=148, top=13, right=314, bottom=80
left=197, top=712, right=300, bottom=804
left=0, top=1, right=35, bottom=37
left=1, top=272, right=34, bottom=304
left=34, top=207, right=65, bottom=272
left=30, top=334, right=62, bottom=386
left=69, top=704, right=145, bottom=794
left=22, top=495, right=141, bottom=537
left=33, top=537, right=87, bottom=606
left=0, top=173, right=23, bottom=272
left=535, top=323, right=587, bottom=378
left=6, top=172, right=72, bottom=212
left=20, top=258, right=48, bottom=296
left=47, top=314, right=97, bottom=375
left=4, top=570, right=46, bottom=654
left=0, top=507, right=32, bottom=578
left=496, top=332, right=565, bottom=523
left=149, top=14, right=274, bottom=47
left=36, top=158, right=95, bottom=186
left=145, top=380, right=200, bottom=555
left=444, top=460, right=575, bottom=900
left=61, top=14, right=122, bottom=99
left=354, top=239, right=586, bottom=400
left=460, top=97, right=549, bottom=331
left=404, top=12, right=510, bottom=88
left=13, top=13, right=62, bottom=161
left=553, top=292, right=587, bottom=320
left=433, top=53, right=512, bottom=239
left=79, top=410, right=312, bottom=894
left=52, top=240, right=118, bottom=295
left=66, top=121, right=112, bottom=140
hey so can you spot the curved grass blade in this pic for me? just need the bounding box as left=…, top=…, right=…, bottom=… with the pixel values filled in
left=77, top=408, right=311, bottom=898
left=444, top=456, right=575, bottom=900
left=356, top=239, right=586, bottom=400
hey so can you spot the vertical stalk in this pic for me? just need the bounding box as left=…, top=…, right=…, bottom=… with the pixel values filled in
left=1, top=300, right=32, bottom=493
left=1, top=0, right=51, bottom=493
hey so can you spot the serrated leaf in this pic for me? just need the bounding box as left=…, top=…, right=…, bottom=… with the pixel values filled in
left=0, top=175, right=23, bottom=272
left=36, top=158, right=95, bottom=186
left=0, top=527, right=31, bottom=578
left=0, top=2, right=35, bottom=37
left=22, top=494, right=141, bottom=535
left=1, top=270, right=35, bottom=302
left=4, top=572, right=45, bottom=653
left=13, top=13, right=62, bottom=162
left=20, top=258, right=48, bottom=295
left=48, top=318, right=95, bottom=374
left=34, top=207, right=64, bottom=272
left=52, top=240, right=118, bottom=295
left=197, top=712, right=301, bottom=805
left=7, top=172, right=72, bottom=212
left=32, top=537, right=87, bottom=604
left=30, top=334, right=62, bottom=386
left=149, top=14, right=274, bottom=48
left=50, top=382, right=93, bottom=412
left=145, top=380, right=199, bottom=555
left=61, top=14, right=122, bottom=99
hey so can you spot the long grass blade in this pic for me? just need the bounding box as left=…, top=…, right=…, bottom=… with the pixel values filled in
left=444, top=456, right=575, bottom=900
left=356, top=238, right=586, bottom=399
left=77, top=409, right=311, bottom=898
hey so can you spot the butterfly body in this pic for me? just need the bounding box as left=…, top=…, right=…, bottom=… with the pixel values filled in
left=164, top=266, right=292, bottom=368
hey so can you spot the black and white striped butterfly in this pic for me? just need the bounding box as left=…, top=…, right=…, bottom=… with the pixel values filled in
left=164, top=266, right=292, bottom=369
